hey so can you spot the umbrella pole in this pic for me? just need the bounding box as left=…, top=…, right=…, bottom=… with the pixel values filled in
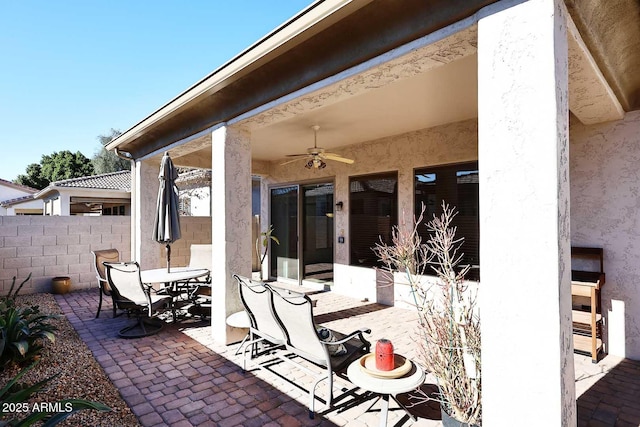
left=166, top=243, right=171, bottom=272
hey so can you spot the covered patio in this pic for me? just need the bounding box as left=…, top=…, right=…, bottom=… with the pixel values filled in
left=57, top=288, right=638, bottom=426
left=104, top=0, right=640, bottom=424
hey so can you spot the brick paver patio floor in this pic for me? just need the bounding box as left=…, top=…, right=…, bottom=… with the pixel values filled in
left=56, top=288, right=640, bottom=426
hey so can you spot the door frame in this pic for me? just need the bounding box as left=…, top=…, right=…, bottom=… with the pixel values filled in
left=268, top=178, right=335, bottom=285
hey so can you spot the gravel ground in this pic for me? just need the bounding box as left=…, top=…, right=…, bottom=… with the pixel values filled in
left=0, top=293, right=140, bottom=427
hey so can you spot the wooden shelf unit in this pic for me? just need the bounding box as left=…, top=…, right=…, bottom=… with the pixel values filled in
left=571, top=246, right=605, bottom=363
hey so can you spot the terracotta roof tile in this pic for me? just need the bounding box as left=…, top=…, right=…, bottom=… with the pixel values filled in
left=52, top=170, right=131, bottom=191
left=0, top=194, right=35, bottom=207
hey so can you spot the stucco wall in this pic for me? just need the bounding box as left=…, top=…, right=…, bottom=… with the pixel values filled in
left=570, top=110, right=640, bottom=359
left=4, top=198, right=43, bottom=216
left=0, top=183, right=38, bottom=216
left=263, top=119, right=478, bottom=300
left=261, top=110, right=640, bottom=360
left=0, top=183, right=32, bottom=201
left=0, top=216, right=130, bottom=294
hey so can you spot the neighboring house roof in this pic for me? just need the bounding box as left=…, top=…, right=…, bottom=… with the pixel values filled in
left=31, top=170, right=132, bottom=215
left=0, top=179, right=39, bottom=208
left=0, top=178, right=38, bottom=194
left=33, top=170, right=131, bottom=204
left=49, top=170, right=131, bottom=191
left=0, top=194, right=35, bottom=207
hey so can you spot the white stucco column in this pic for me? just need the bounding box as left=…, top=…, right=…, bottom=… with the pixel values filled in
left=133, top=158, right=161, bottom=268
left=478, top=0, right=575, bottom=425
left=59, top=193, right=70, bottom=216
left=210, top=124, right=252, bottom=344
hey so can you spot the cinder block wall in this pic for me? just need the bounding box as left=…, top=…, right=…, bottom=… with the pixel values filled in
left=0, top=216, right=131, bottom=294
left=159, top=217, right=212, bottom=268
left=0, top=216, right=212, bottom=295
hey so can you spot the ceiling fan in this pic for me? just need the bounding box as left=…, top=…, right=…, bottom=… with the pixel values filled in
left=280, top=125, right=354, bottom=169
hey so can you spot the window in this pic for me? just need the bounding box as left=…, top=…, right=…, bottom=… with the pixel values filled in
left=349, top=172, right=398, bottom=267
left=102, top=205, right=126, bottom=216
left=415, top=162, right=479, bottom=280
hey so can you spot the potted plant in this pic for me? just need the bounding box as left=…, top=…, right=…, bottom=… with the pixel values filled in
left=255, top=224, right=279, bottom=281
left=374, top=202, right=481, bottom=426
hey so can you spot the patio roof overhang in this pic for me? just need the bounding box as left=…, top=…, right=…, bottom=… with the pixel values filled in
left=107, top=0, right=640, bottom=170
left=106, top=0, right=500, bottom=159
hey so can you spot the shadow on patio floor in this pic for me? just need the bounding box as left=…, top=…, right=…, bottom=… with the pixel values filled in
left=576, top=357, right=640, bottom=426
left=56, top=289, right=442, bottom=426
left=55, top=288, right=633, bottom=426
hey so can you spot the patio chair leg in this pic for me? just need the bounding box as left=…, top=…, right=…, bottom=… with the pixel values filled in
left=234, top=333, right=250, bottom=355
left=119, top=317, right=164, bottom=339
left=327, top=372, right=334, bottom=410
left=309, top=374, right=328, bottom=419
left=308, top=388, right=315, bottom=420
left=95, top=292, right=103, bottom=319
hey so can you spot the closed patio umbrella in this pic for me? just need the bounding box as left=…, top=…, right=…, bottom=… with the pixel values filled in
left=153, top=152, right=181, bottom=272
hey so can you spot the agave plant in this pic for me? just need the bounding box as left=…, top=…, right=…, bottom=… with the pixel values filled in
left=0, top=274, right=58, bottom=369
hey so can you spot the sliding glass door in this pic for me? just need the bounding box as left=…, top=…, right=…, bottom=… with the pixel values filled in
left=270, top=186, right=299, bottom=281
left=269, top=182, right=334, bottom=284
left=302, top=183, right=334, bottom=283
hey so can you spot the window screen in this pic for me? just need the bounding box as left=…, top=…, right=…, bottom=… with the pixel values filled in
left=415, top=162, right=479, bottom=280
left=349, top=172, right=398, bottom=267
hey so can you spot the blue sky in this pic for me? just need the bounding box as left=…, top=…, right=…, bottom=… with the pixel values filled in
left=0, top=0, right=312, bottom=181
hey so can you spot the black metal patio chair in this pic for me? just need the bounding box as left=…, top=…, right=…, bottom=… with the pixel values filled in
left=91, top=249, right=122, bottom=318
left=103, top=261, right=172, bottom=338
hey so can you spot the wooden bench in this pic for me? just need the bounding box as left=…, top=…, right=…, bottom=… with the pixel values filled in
left=571, top=247, right=605, bottom=363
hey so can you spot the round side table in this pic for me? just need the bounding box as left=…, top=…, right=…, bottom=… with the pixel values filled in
left=347, top=356, right=425, bottom=427
left=226, top=311, right=251, bottom=354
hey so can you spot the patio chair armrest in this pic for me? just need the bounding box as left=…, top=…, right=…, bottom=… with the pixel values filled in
left=319, top=328, right=371, bottom=346
left=97, top=278, right=112, bottom=296
left=143, top=283, right=159, bottom=294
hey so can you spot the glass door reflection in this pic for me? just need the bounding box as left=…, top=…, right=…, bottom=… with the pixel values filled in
left=302, top=183, right=334, bottom=284
left=270, top=186, right=298, bottom=281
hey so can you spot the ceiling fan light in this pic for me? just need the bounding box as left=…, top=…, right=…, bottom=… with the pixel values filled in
left=283, top=125, right=353, bottom=170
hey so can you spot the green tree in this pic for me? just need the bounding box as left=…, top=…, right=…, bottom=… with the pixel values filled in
left=14, top=151, right=94, bottom=190
left=92, top=128, right=130, bottom=174
left=14, top=163, right=48, bottom=189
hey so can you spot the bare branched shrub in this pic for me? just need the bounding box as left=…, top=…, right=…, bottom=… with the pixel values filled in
left=374, top=202, right=481, bottom=425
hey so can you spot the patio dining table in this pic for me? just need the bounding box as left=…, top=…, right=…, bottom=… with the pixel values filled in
left=141, top=267, right=210, bottom=321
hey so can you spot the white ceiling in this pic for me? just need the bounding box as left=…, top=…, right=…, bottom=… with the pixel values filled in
left=249, top=53, right=478, bottom=161
left=168, top=14, right=619, bottom=170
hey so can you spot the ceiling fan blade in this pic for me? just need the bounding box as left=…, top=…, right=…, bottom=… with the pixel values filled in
left=322, top=154, right=354, bottom=164
left=280, top=157, right=308, bottom=166
left=285, top=153, right=309, bottom=157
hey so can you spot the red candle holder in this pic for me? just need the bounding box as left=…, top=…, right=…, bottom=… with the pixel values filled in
left=375, top=338, right=395, bottom=371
